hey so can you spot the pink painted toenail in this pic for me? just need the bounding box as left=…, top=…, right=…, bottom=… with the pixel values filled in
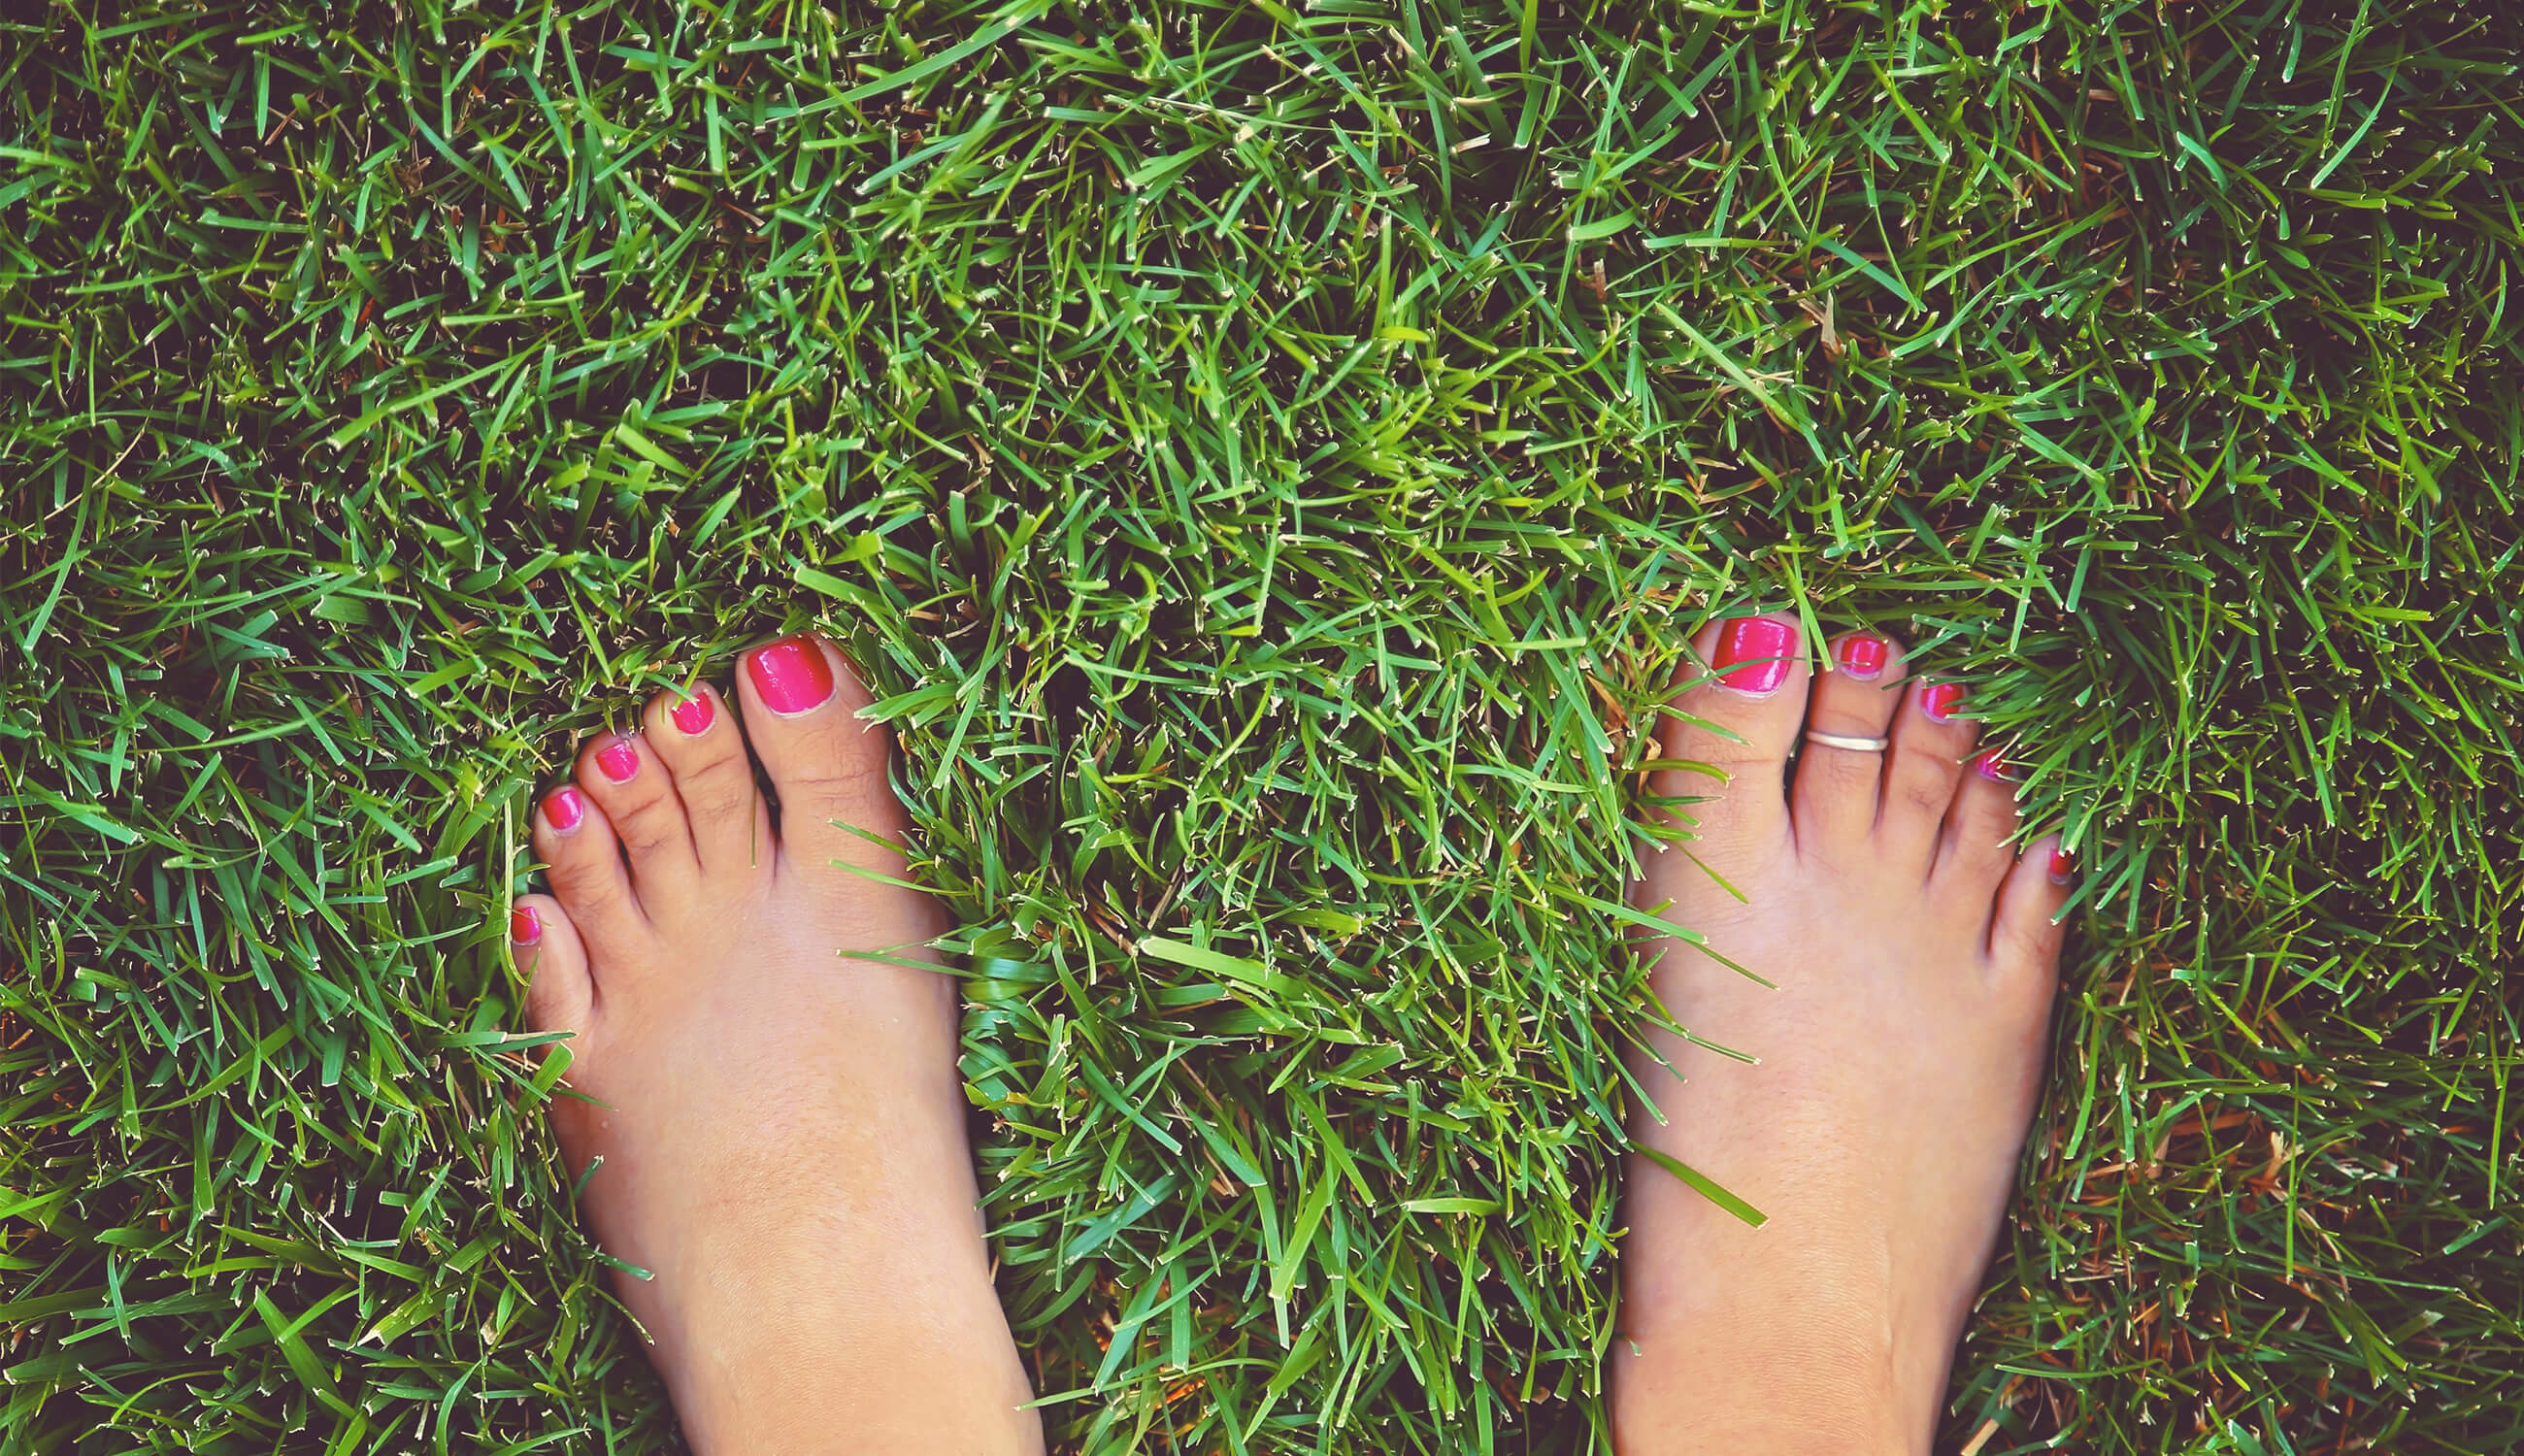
left=510, top=906, right=542, bottom=944
left=747, top=635, right=837, bottom=714
left=670, top=692, right=714, bottom=735
left=544, top=785, right=586, bottom=831
left=2048, top=846, right=2075, bottom=883
left=1836, top=633, right=1890, bottom=679
left=1921, top=682, right=1966, bottom=721
left=1710, top=616, right=1798, bottom=694
left=1972, top=747, right=2016, bottom=781
left=595, top=739, right=640, bottom=783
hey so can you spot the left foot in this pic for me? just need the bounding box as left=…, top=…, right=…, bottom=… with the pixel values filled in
left=511, top=632, right=1042, bottom=1455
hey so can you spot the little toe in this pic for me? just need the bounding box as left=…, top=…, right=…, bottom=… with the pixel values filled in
left=532, top=782, right=650, bottom=959
left=1647, top=612, right=1812, bottom=856
left=1930, top=746, right=2024, bottom=905
left=1790, top=630, right=1910, bottom=853
left=1987, top=829, right=2076, bottom=986
left=641, top=681, right=774, bottom=878
left=511, top=892, right=595, bottom=1037
left=1877, top=676, right=1978, bottom=875
left=574, top=731, right=701, bottom=900
left=731, top=632, right=912, bottom=879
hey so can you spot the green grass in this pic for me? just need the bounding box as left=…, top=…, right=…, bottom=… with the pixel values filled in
left=4, top=0, right=2522, bottom=1450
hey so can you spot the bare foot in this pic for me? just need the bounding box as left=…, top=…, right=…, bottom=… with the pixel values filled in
left=1611, top=614, right=2070, bottom=1453
left=511, top=633, right=1042, bottom=1455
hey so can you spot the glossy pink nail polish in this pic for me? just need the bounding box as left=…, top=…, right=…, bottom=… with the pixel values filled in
left=544, top=785, right=586, bottom=831
left=594, top=739, right=640, bottom=783
left=747, top=635, right=837, bottom=714
left=1710, top=616, right=1798, bottom=694
left=1836, top=633, right=1890, bottom=679
left=670, top=692, right=714, bottom=735
left=1972, top=747, right=2015, bottom=781
left=1921, top=682, right=1966, bottom=722
left=2048, top=846, right=2075, bottom=883
left=510, top=906, right=542, bottom=944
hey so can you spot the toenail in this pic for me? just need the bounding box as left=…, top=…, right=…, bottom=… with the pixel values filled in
left=670, top=692, right=715, bottom=736
left=595, top=739, right=640, bottom=783
left=1921, top=681, right=1967, bottom=721
left=510, top=906, right=542, bottom=944
left=1972, top=747, right=2017, bottom=782
left=747, top=634, right=838, bottom=715
left=1835, top=633, right=1891, bottom=679
left=1710, top=616, right=1799, bottom=695
left=544, top=785, right=586, bottom=831
left=2048, top=845, right=2075, bottom=884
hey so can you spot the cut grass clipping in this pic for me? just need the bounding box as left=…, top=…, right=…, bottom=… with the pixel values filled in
left=5, top=0, right=2523, bottom=1452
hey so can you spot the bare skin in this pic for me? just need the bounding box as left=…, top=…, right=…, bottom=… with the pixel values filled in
left=1611, top=614, right=2070, bottom=1454
left=510, top=632, right=1042, bottom=1456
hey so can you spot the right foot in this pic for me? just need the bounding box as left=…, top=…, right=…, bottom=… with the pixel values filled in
left=511, top=632, right=1042, bottom=1455
left=1611, top=614, right=2072, bottom=1453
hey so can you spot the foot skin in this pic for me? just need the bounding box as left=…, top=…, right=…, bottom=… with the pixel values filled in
left=1611, top=615, right=2071, bottom=1454
left=510, top=633, right=1042, bottom=1455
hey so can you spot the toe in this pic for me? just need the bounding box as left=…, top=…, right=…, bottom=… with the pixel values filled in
left=574, top=730, right=701, bottom=900
left=1876, top=676, right=1978, bottom=876
left=511, top=892, right=594, bottom=1036
left=642, top=680, right=774, bottom=877
left=731, top=632, right=912, bottom=878
left=1647, top=612, right=1811, bottom=856
left=1987, top=829, right=2076, bottom=985
left=531, top=781, right=650, bottom=959
left=1790, top=630, right=1910, bottom=854
left=1930, top=745, right=2024, bottom=906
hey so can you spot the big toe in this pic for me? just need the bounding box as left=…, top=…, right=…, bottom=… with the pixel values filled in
left=733, top=632, right=912, bottom=879
left=1645, top=612, right=1811, bottom=858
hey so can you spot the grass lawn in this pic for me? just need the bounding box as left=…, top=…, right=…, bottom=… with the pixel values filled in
left=5, top=0, right=2522, bottom=1449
